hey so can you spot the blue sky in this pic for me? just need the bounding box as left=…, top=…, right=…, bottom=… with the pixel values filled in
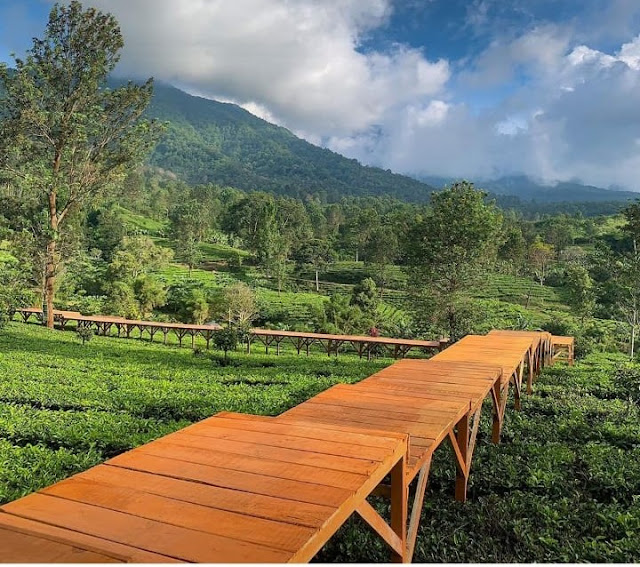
left=3, top=0, right=640, bottom=190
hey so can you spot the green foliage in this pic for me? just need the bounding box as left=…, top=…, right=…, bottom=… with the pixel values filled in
left=75, top=325, right=94, bottom=345
left=565, top=264, right=596, bottom=322
left=405, top=181, right=502, bottom=339
left=213, top=326, right=239, bottom=360
left=165, top=282, right=210, bottom=324
left=0, top=258, right=33, bottom=332
left=0, top=1, right=162, bottom=325
left=351, top=278, right=378, bottom=316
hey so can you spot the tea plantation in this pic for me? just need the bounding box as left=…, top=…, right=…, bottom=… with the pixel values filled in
left=0, top=322, right=387, bottom=505
left=1, top=322, right=639, bottom=562
left=317, top=353, right=640, bottom=562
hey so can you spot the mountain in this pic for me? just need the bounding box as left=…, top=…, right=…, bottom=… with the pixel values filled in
left=421, top=174, right=638, bottom=204
left=145, top=82, right=436, bottom=202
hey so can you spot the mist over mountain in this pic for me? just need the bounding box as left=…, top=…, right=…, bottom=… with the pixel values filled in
left=420, top=174, right=638, bottom=204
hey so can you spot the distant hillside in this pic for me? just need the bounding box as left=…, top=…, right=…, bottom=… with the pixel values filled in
left=144, top=82, right=436, bottom=202
left=421, top=174, right=638, bottom=204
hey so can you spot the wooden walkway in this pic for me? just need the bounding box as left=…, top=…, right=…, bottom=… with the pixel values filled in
left=0, top=328, right=568, bottom=563
left=552, top=335, right=575, bottom=365
left=16, top=308, right=447, bottom=358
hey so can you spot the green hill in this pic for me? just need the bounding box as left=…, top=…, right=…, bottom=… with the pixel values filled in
left=144, top=82, right=436, bottom=202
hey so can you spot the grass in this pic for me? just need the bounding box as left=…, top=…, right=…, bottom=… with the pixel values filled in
left=316, top=352, right=640, bottom=562
left=1, top=322, right=639, bottom=561
left=0, top=322, right=388, bottom=505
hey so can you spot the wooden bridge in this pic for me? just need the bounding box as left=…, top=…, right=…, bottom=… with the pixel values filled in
left=16, top=308, right=448, bottom=358
left=0, top=328, right=569, bottom=563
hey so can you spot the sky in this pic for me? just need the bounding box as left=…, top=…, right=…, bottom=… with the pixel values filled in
left=2, top=1, right=640, bottom=190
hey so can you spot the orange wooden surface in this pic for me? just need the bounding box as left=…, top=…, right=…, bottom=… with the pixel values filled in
left=0, top=413, right=407, bottom=564
left=0, top=325, right=567, bottom=563
left=16, top=308, right=443, bottom=351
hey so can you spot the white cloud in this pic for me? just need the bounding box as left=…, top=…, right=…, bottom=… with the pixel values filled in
left=30, top=1, right=640, bottom=191
left=74, top=0, right=448, bottom=137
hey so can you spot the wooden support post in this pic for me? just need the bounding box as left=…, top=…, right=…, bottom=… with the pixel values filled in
left=514, top=360, right=524, bottom=411
left=527, top=349, right=534, bottom=395
left=491, top=381, right=502, bottom=444
left=454, top=413, right=469, bottom=502
left=389, top=455, right=407, bottom=563
left=406, top=457, right=432, bottom=561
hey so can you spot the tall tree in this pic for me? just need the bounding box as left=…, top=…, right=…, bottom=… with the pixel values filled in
left=295, top=238, right=334, bottom=292
left=618, top=202, right=640, bottom=358
left=564, top=264, right=595, bottom=324
left=0, top=1, right=161, bottom=327
left=404, top=181, right=502, bottom=340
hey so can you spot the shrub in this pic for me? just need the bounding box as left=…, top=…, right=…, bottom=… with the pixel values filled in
left=75, top=325, right=94, bottom=346
left=213, top=326, right=239, bottom=360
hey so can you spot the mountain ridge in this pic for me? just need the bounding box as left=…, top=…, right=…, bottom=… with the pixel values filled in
left=144, top=81, right=437, bottom=202
left=419, top=174, right=638, bottom=204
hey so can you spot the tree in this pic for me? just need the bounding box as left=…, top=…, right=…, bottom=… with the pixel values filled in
left=213, top=326, right=239, bottom=361
left=221, top=282, right=257, bottom=326
left=564, top=264, right=595, bottom=324
left=499, top=221, right=527, bottom=274
left=0, top=258, right=33, bottom=332
left=0, top=1, right=161, bottom=328
left=528, top=239, right=554, bottom=286
left=133, top=275, right=167, bottom=318
left=364, top=225, right=399, bottom=296
left=351, top=277, right=379, bottom=317
left=617, top=201, right=640, bottom=358
left=166, top=283, right=209, bottom=324
left=404, top=181, right=502, bottom=340
left=170, top=199, right=208, bottom=274
left=295, top=239, right=334, bottom=292
left=107, top=236, right=172, bottom=283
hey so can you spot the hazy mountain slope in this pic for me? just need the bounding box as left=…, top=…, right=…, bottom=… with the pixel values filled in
left=145, top=83, right=436, bottom=202
left=421, top=174, right=638, bottom=203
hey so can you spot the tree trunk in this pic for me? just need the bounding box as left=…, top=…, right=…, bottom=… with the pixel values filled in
left=631, top=322, right=636, bottom=360
left=44, top=187, right=59, bottom=329
left=43, top=237, right=56, bottom=329
left=355, top=250, right=359, bottom=262
left=315, top=270, right=319, bottom=293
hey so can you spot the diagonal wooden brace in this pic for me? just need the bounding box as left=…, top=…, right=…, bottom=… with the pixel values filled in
left=451, top=406, right=483, bottom=503
left=406, top=456, right=432, bottom=562
left=356, top=501, right=405, bottom=561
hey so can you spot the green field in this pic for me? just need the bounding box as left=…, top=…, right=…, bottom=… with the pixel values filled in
left=318, top=352, right=640, bottom=562
left=1, top=321, right=639, bottom=561
left=0, top=322, right=387, bottom=505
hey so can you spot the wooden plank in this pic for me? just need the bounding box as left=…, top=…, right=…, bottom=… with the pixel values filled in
left=213, top=412, right=402, bottom=449
left=2, top=494, right=291, bottom=563
left=0, top=513, right=178, bottom=563
left=81, top=465, right=334, bottom=528
left=40, top=477, right=315, bottom=553
left=0, top=526, right=122, bottom=563
left=299, top=397, right=461, bottom=427
left=108, top=451, right=354, bottom=506
left=152, top=432, right=378, bottom=475
left=280, top=405, right=444, bottom=441
left=183, top=421, right=392, bottom=462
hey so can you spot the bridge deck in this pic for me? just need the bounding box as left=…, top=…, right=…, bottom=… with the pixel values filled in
left=0, top=327, right=566, bottom=563
left=16, top=308, right=446, bottom=357
left=0, top=413, right=408, bottom=563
